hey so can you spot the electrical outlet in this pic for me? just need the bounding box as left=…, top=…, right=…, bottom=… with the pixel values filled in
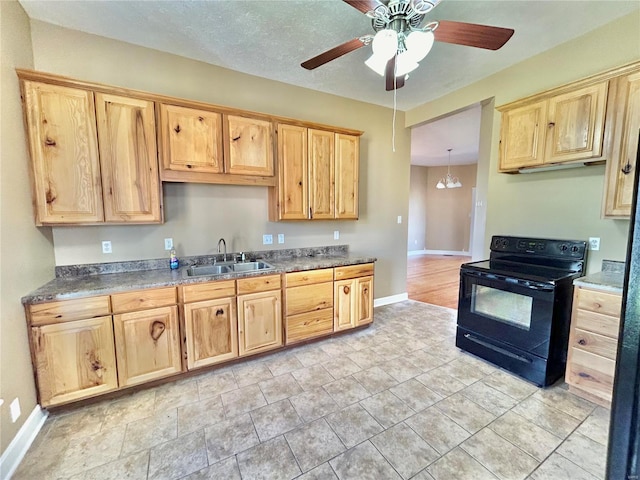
left=397, top=215, right=402, bottom=224
left=102, top=241, right=112, bottom=254
left=589, top=237, right=601, bottom=251
left=164, top=238, right=173, bottom=250
left=263, top=234, right=273, bottom=245
left=277, top=234, right=285, bottom=244
left=334, top=230, right=340, bottom=240
left=10, top=398, right=20, bottom=423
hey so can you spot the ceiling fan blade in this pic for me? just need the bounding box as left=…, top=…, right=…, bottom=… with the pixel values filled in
left=342, top=0, right=384, bottom=15
left=434, top=20, right=514, bottom=50
left=385, top=57, right=405, bottom=91
left=301, top=37, right=367, bottom=70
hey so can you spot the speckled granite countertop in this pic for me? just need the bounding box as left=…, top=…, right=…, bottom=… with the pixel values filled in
left=22, top=245, right=377, bottom=305
left=573, top=259, right=625, bottom=295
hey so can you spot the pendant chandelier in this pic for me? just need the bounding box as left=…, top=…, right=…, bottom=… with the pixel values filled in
left=436, top=148, right=462, bottom=189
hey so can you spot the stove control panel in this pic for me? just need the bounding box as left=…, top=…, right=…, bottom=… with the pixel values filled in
left=490, top=236, right=587, bottom=259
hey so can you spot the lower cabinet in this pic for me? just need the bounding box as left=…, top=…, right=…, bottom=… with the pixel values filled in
left=113, top=305, right=182, bottom=387
left=184, top=296, right=238, bottom=369
left=565, top=286, right=622, bottom=406
left=237, top=275, right=283, bottom=356
left=31, top=316, right=118, bottom=407
left=334, top=264, right=374, bottom=332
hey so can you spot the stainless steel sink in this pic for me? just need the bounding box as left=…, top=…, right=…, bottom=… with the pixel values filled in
left=185, top=260, right=275, bottom=277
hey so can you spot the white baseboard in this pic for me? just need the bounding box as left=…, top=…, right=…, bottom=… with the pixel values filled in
left=0, top=405, right=48, bottom=480
left=374, top=293, right=408, bottom=307
left=408, top=249, right=470, bottom=257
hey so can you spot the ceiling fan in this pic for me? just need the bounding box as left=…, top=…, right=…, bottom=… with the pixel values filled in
left=301, top=0, right=515, bottom=91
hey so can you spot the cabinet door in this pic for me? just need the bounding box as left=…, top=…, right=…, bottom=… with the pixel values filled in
left=113, top=306, right=182, bottom=386
left=499, top=101, right=547, bottom=171
left=159, top=104, right=223, bottom=174
left=22, top=81, right=103, bottom=225
left=545, top=82, right=608, bottom=164
left=334, top=279, right=356, bottom=331
left=308, top=129, right=335, bottom=219
left=237, top=290, right=282, bottom=356
left=32, top=316, right=117, bottom=407
left=95, top=93, right=162, bottom=223
left=278, top=124, right=309, bottom=219
left=184, top=297, right=238, bottom=369
left=356, top=276, right=374, bottom=326
left=604, top=71, right=640, bottom=217
left=335, top=134, right=359, bottom=219
left=225, top=115, right=274, bottom=176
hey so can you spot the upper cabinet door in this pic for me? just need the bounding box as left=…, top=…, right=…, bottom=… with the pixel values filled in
left=545, top=82, right=608, bottom=164
left=224, top=115, right=274, bottom=176
left=95, top=93, right=162, bottom=223
left=499, top=101, right=547, bottom=171
left=335, top=134, right=359, bottom=219
left=159, top=104, right=223, bottom=174
left=278, top=124, right=309, bottom=220
left=604, top=71, right=640, bottom=217
left=308, top=129, right=335, bottom=219
left=22, top=81, right=103, bottom=225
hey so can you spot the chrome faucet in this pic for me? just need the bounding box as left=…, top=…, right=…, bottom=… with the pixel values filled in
left=217, top=238, right=227, bottom=262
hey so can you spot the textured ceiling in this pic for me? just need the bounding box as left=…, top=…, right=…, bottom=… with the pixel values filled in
left=19, top=0, right=640, bottom=112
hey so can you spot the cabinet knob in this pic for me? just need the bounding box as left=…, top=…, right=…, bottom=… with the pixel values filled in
left=343, top=286, right=350, bottom=294
left=150, top=321, right=166, bottom=341
left=44, top=137, right=56, bottom=146
left=174, top=124, right=181, bottom=134
left=547, top=122, right=555, bottom=128
left=215, top=308, right=224, bottom=316
left=622, top=160, right=633, bottom=175
left=578, top=339, right=586, bottom=346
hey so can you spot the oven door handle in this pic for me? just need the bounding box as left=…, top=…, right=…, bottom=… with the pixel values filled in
left=463, top=270, right=555, bottom=292
left=463, top=334, right=533, bottom=364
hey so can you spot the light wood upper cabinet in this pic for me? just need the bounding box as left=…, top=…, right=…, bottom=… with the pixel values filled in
left=224, top=114, right=274, bottom=176
left=159, top=103, right=224, bottom=175
left=308, top=129, right=335, bottom=219
left=335, top=133, right=359, bottom=219
left=499, top=101, right=547, bottom=171
left=31, top=316, right=118, bottom=407
left=604, top=69, right=640, bottom=217
left=278, top=124, right=309, bottom=220
left=22, top=81, right=104, bottom=225
left=238, top=289, right=282, bottom=357
left=544, top=82, right=608, bottom=164
left=498, top=80, right=609, bottom=172
left=273, top=125, right=360, bottom=221
left=113, top=305, right=182, bottom=387
left=95, top=93, right=162, bottom=223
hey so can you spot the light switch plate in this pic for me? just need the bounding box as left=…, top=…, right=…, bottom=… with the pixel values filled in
left=334, top=231, right=340, bottom=240
left=10, top=398, right=20, bottom=423
left=102, top=241, right=112, bottom=254
left=589, top=237, right=600, bottom=251
left=397, top=215, right=402, bottom=224
left=277, top=234, right=285, bottom=244
left=263, top=234, right=273, bottom=245
left=164, top=238, right=173, bottom=250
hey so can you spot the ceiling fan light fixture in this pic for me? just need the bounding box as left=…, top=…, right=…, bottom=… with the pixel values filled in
left=436, top=180, right=446, bottom=189
left=405, top=29, right=435, bottom=62
left=395, top=51, right=419, bottom=77
left=371, top=29, right=398, bottom=60
left=365, top=54, right=388, bottom=76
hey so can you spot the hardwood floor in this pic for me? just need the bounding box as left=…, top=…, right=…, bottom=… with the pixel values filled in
left=407, top=254, right=471, bottom=309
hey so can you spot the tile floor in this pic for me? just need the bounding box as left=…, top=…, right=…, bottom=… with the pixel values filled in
left=13, top=300, right=609, bottom=480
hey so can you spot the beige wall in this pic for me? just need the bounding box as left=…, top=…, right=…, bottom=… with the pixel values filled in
left=408, top=165, right=429, bottom=250
left=28, top=20, right=412, bottom=299
left=0, top=1, right=55, bottom=455
left=406, top=11, right=640, bottom=273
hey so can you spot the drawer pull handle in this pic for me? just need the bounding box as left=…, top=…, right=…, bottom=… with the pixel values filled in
left=215, top=308, right=224, bottom=316
left=578, top=339, right=586, bottom=346
left=343, top=286, right=350, bottom=294
left=622, top=160, right=632, bottom=175
left=44, top=137, right=56, bottom=146
left=174, top=124, right=181, bottom=133
left=150, top=321, right=166, bottom=341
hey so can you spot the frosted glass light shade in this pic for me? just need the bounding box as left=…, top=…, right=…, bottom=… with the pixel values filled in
left=395, top=51, right=419, bottom=77
left=405, top=30, right=435, bottom=62
left=436, top=180, right=446, bottom=189
left=372, top=29, right=398, bottom=60
left=365, top=54, right=388, bottom=76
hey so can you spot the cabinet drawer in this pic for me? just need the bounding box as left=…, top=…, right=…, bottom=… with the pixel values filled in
left=111, top=287, right=177, bottom=313
left=334, top=263, right=374, bottom=281
left=574, top=308, right=620, bottom=339
left=237, top=274, right=281, bottom=295
left=566, top=347, right=616, bottom=402
left=286, top=282, right=333, bottom=316
left=575, top=288, right=622, bottom=317
left=286, top=308, right=334, bottom=345
left=571, top=328, right=618, bottom=360
left=285, top=268, right=334, bottom=287
left=182, top=280, right=236, bottom=303
left=29, top=296, right=111, bottom=326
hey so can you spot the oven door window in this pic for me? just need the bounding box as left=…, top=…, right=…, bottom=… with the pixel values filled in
left=471, top=284, right=532, bottom=330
